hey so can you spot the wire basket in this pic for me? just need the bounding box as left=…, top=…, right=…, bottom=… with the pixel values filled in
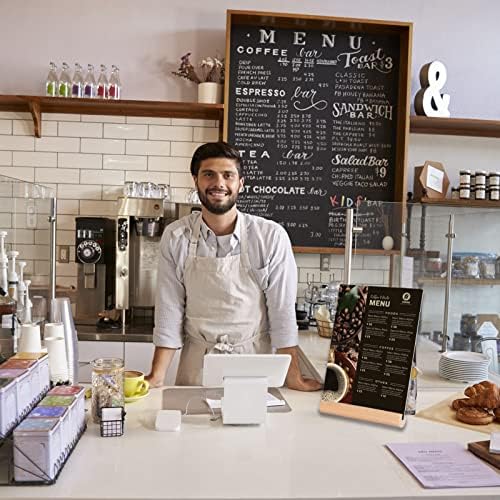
left=316, top=319, right=333, bottom=338
left=99, top=407, right=126, bottom=437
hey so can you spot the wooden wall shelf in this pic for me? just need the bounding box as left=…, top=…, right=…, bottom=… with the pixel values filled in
left=419, top=197, right=500, bottom=209
left=410, top=115, right=500, bottom=138
left=1, top=96, right=499, bottom=141
left=0, top=95, right=224, bottom=137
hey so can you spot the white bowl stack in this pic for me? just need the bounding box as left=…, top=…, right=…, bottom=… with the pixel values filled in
left=438, top=351, right=491, bottom=383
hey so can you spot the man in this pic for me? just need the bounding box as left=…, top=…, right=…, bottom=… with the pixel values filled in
left=146, top=141, right=321, bottom=391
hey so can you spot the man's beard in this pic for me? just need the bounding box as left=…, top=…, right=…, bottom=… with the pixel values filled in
left=198, top=188, right=238, bottom=215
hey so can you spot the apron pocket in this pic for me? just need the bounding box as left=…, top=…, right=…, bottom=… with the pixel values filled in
left=251, top=265, right=270, bottom=291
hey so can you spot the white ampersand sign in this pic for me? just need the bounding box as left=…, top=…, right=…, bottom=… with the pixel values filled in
left=414, top=60, right=451, bottom=118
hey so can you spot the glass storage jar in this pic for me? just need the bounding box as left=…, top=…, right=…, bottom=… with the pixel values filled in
left=488, top=171, right=500, bottom=188
left=459, top=169, right=471, bottom=185
left=459, top=184, right=470, bottom=199
left=475, top=184, right=486, bottom=200
left=91, top=357, right=124, bottom=423
left=463, top=255, right=480, bottom=278
left=475, top=170, right=487, bottom=185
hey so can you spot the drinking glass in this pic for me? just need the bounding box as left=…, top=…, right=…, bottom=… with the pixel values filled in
left=31, top=295, right=47, bottom=326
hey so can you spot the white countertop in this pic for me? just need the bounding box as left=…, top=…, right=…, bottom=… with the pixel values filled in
left=1, top=333, right=499, bottom=500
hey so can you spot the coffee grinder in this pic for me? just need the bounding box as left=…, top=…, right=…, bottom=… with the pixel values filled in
left=75, top=217, right=115, bottom=325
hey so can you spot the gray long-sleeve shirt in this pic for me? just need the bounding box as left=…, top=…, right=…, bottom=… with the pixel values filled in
left=153, top=210, right=298, bottom=350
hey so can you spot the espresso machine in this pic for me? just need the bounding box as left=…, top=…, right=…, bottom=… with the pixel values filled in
left=75, top=217, right=115, bottom=325
left=115, top=197, right=165, bottom=328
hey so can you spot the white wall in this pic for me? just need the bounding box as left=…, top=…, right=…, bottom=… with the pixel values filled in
left=1, top=0, right=500, bottom=119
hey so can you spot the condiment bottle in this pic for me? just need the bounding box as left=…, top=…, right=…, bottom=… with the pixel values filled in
left=83, top=64, right=96, bottom=98
left=7, top=250, right=19, bottom=301
left=71, top=63, right=84, bottom=98
left=96, top=64, right=109, bottom=99
left=45, top=62, right=58, bottom=97
left=58, top=62, right=71, bottom=97
left=108, top=65, right=121, bottom=100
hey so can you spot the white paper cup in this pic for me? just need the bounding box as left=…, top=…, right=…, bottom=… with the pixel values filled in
left=44, top=336, right=69, bottom=382
left=44, top=322, right=65, bottom=339
left=18, top=324, right=42, bottom=353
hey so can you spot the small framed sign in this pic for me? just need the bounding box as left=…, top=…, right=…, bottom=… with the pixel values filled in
left=413, top=160, right=450, bottom=200
left=319, top=284, right=423, bottom=428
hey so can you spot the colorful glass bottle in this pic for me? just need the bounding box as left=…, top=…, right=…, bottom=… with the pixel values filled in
left=108, top=65, right=121, bottom=100
left=96, top=64, right=108, bottom=99
left=45, top=62, right=58, bottom=97
left=57, top=62, right=71, bottom=97
left=83, top=64, right=96, bottom=98
left=71, top=63, right=84, bottom=98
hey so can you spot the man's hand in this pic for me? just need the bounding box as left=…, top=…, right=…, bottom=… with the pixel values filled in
left=146, top=346, right=177, bottom=388
left=277, top=346, right=323, bottom=392
left=145, top=372, right=165, bottom=388
left=285, top=372, right=323, bottom=391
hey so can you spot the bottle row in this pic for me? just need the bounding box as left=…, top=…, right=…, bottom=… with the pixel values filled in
left=45, top=62, right=121, bottom=100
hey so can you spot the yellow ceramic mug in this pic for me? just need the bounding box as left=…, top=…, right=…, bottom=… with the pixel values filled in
left=124, top=370, right=149, bottom=398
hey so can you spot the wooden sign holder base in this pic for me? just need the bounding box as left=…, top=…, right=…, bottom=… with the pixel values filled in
left=319, top=401, right=406, bottom=428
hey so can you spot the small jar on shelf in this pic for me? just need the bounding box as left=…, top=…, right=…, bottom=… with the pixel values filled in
left=459, top=183, right=471, bottom=200
left=490, top=186, right=499, bottom=201
left=475, top=183, right=486, bottom=200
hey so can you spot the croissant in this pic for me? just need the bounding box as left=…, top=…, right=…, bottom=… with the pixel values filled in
left=464, top=381, right=496, bottom=398
left=463, top=381, right=500, bottom=409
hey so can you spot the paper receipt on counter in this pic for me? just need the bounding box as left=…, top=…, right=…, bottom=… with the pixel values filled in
left=205, top=392, right=285, bottom=410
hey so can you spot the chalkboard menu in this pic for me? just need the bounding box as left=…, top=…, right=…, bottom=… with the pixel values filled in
left=225, top=11, right=412, bottom=251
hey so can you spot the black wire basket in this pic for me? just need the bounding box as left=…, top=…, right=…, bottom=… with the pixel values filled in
left=99, top=407, right=126, bottom=438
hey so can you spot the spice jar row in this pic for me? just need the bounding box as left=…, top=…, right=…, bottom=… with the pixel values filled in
left=451, top=170, right=500, bottom=201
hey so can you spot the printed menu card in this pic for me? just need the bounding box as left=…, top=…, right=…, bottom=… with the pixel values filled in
left=386, top=442, right=500, bottom=488
left=320, top=285, right=422, bottom=426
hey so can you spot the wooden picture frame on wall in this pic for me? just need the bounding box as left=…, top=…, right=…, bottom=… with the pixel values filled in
left=224, top=10, right=413, bottom=253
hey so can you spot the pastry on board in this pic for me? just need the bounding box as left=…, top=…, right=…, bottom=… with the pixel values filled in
left=450, top=381, right=500, bottom=425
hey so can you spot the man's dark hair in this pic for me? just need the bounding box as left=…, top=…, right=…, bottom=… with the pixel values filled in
left=190, top=142, right=243, bottom=177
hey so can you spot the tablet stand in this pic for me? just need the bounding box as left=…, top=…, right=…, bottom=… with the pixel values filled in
left=222, top=376, right=268, bottom=425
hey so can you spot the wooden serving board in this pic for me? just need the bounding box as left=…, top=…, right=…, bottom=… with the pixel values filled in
left=417, top=393, right=500, bottom=434
left=468, top=441, right=500, bottom=470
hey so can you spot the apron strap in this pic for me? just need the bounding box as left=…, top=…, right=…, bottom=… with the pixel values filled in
left=188, top=212, right=202, bottom=257
left=238, top=213, right=252, bottom=271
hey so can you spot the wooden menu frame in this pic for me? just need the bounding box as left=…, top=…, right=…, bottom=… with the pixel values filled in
left=224, top=10, right=413, bottom=253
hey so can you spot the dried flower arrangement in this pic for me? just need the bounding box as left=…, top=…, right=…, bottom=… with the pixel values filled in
left=172, top=53, right=225, bottom=84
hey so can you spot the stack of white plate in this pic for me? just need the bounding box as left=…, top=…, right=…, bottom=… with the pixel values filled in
left=438, top=351, right=491, bottom=383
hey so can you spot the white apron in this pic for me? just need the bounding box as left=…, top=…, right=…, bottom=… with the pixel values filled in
left=175, top=212, right=271, bottom=386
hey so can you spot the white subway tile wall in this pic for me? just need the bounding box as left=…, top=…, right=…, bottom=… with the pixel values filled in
left=0, top=111, right=390, bottom=295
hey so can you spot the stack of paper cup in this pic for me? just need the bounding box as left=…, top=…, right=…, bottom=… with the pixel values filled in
left=44, top=322, right=65, bottom=340
left=18, top=324, right=42, bottom=353
left=51, top=298, right=79, bottom=384
left=44, top=336, right=69, bottom=383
